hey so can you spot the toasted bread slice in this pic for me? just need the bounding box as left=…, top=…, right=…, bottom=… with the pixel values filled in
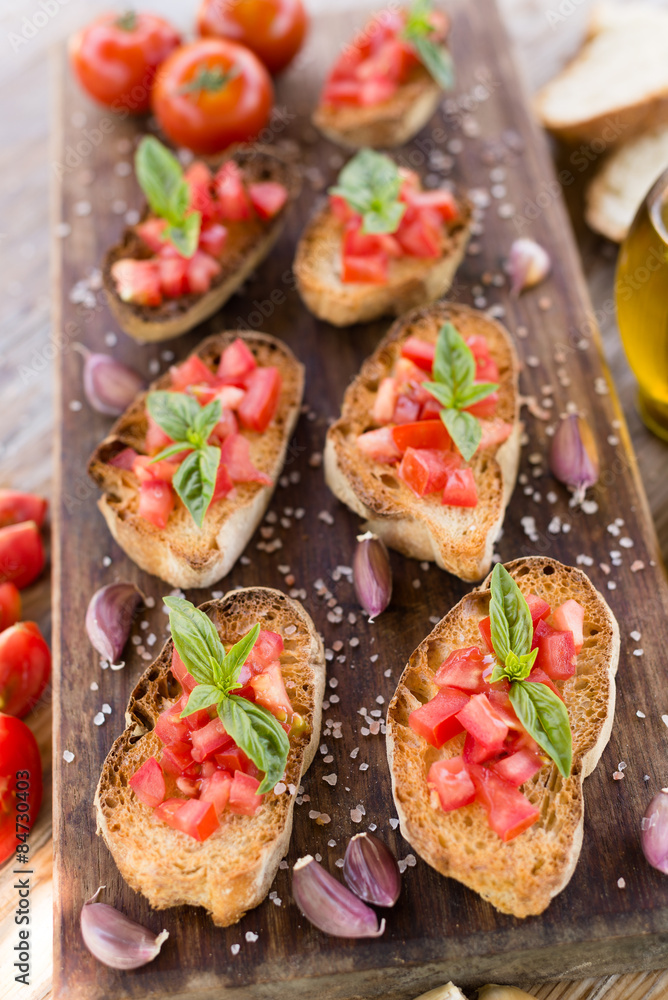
left=586, top=123, right=668, bottom=241
left=88, top=331, right=304, bottom=588
left=95, top=587, right=326, bottom=927
left=324, top=302, right=521, bottom=582
left=102, top=148, right=301, bottom=344
left=534, top=2, right=668, bottom=146
left=387, top=556, right=620, bottom=918
left=294, top=195, right=472, bottom=327
left=312, top=63, right=442, bottom=150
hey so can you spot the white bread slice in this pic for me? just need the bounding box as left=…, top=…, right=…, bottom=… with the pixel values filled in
left=534, top=2, right=668, bottom=146
left=386, top=556, right=620, bottom=918
left=294, top=195, right=472, bottom=327
left=324, top=302, right=521, bottom=582
left=586, top=124, right=668, bottom=241
left=312, top=63, right=442, bottom=150
left=95, top=587, right=326, bottom=927
left=88, top=331, right=304, bottom=588
left=102, top=147, right=301, bottom=344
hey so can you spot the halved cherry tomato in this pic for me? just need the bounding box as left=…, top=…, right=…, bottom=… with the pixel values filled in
left=152, top=39, right=274, bottom=155
left=111, top=258, right=162, bottom=306
left=408, top=688, right=469, bottom=748
left=237, top=367, right=281, bottom=432
left=392, top=420, right=451, bottom=453
left=69, top=12, right=180, bottom=112
left=0, top=491, right=47, bottom=530
left=0, top=622, right=51, bottom=718
left=0, top=522, right=45, bottom=590
left=198, top=0, right=308, bottom=74
left=138, top=480, right=174, bottom=530
left=428, top=756, right=476, bottom=811
left=248, top=182, right=288, bottom=220
left=442, top=467, right=478, bottom=507
left=0, top=584, right=21, bottom=633
left=0, top=713, right=42, bottom=864
left=129, top=757, right=166, bottom=807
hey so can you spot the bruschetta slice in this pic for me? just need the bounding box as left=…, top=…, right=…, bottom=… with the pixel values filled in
left=325, top=302, right=520, bottom=582
left=95, top=588, right=326, bottom=927
left=102, top=138, right=300, bottom=343
left=312, top=0, right=453, bottom=149
left=88, top=331, right=304, bottom=588
left=295, top=150, right=471, bottom=327
left=386, top=557, right=619, bottom=917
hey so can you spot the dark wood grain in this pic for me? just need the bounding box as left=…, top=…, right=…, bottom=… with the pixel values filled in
left=52, top=1, right=668, bottom=998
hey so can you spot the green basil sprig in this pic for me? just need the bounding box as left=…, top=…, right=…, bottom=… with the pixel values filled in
left=135, top=136, right=201, bottom=258
left=487, top=564, right=572, bottom=778
left=328, top=149, right=406, bottom=235
left=165, top=596, right=290, bottom=794
left=403, top=0, right=455, bottom=90
left=422, top=322, right=498, bottom=461
left=147, top=391, right=221, bottom=528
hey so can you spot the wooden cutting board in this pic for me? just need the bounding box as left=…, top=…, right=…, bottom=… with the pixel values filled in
left=51, top=1, right=668, bottom=997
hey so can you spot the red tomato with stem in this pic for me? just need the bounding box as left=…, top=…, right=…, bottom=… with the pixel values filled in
left=197, top=0, right=307, bottom=74
left=152, top=39, right=274, bottom=155
left=0, top=522, right=45, bottom=590
left=0, top=584, right=21, bottom=633
left=0, top=491, right=47, bottom=529
left=0, top=623, right=51, bottom=718
left=69, top=12, right=181, bottom=113
left=0, top=713, right=42, bottom=864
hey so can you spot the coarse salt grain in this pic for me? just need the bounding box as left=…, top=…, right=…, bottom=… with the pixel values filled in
left=613, top=771, right=624, bottom=780
left=617, top=878, right=626, bottom=889
left=63, top=750, right=74, bottom=763
left=633, top=649, right=644, bottom=657
left=390, top=818, right=400, bottom=830
left=323, top=773, right=337, bottom=786
left=93, top=713, right=105, bottom=726
left=245, top=932, right=258, bottom=943
left=231, top=944, right=240, bottom=955
left=637, top=710, right=646, bottom=718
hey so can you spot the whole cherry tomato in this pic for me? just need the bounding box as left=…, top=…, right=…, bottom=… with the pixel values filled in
left=152, top=38, right=274, bottom=155
left=69, top=11, right=181, bottom=113
left=0, top=491, right=47, bottom=529
left=0, top=623, right=51, bottom=718
left=0, top=713, right=42, bottom=865
left=197, top=0, right=308, bottom=75
left=0, top=522, right=45, bottom=591
left=0, top=584, right=21, bottom=633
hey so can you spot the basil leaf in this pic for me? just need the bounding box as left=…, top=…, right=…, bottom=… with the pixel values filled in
left=442, top=408, right=481, bottom=462
left=434, top=323, right=476, bottom=399
left=509, top=681, right=572, bottom=778
left=191, top=398, right=222, bottom=447
left=219, top=623, right=261, bottom=690
left=329, top=149, right=405, bottom=235
left=135, top=136, right=187, bottom=227
left=218, top=695, right=290, bottom=794
left=489, top=563, right=533, bottom=661
left=147, top=391, right=200, bottom=443
left=519, top=647, right=539, bottom=675
left=490, top=664, right=507, bottom=685
left=410, top=35, right=454, bottom=89
left=362, top=201, right=406, bottom=235
left=164, top=596, right=226, bottom=685
left=422, top=380, right=453, bottom=410
left=456, top=381, right=499, bottom=409
left=180, top=684, right=223, bottom=718
left=150, top=442, right=192, bottom=463
left=166, top=212, right=201, bottom=259
left=172, top=444, right=220, bottom=528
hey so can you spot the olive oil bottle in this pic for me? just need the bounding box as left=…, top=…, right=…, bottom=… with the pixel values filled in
left=615, top=167, right=668, bottom=441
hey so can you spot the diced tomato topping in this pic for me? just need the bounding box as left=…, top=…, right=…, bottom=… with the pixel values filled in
left=210, top=407, right=239, bottom=446
left=170, top=355, right=216, bottom=392
left=112, top=258, right=162, bottom=307
left=391, top=420, right=450, bottom=453
left=220, top=433, right=272, bottom=485
left=247, top=630, right=284, bottom=672
left=198, top=221, right=228, bottom=257
left=372, top=377, right=399, bottom=425
left=420, top=396, right=443, bottom=421
left=526, top=593, right=551, bottom=627
left=145, top=414, right=174, bottom=456
left=329, top=194, right=356, bottom=223
left=342, top=219, right=401, bottom=259
left=532, top=621, right=577, bottom=680
left=491, top=749, right=543, bottom=787
left=478, top=616, right=493, bottom=654
left=138, top=480, right=174, bottom=529
left=0, top=583, right=21, bottom=632
left=0, top=522, right=45, bottom=590
left=154, top=797, right=187, bottom=825
left=434, top=646, right=488, bottom=693
left=408, top=688, right=469, bottom=748
left=463, top=731, right=499, bottom=765
left=215, top=745, right=252, bottom=774
left=181, top=697, right=211, bottom=732
left=237, top=367, right=281, bottom=433
left=184, top=161, right=217, bottom=222
left=155, top=702, right=190, bottom=745
left=160, top=741, right=199, bottom=778
left=394, top=357, right=426, bottom=386
left=199, top=769, right=233, bottom=816
left=191, top=718, right=232, bottom=762
left=170, top=648, right=197, bottom=694
left=392, top=394, right=421, bottom=424
left=228, top=771, right=264, bottom=816
left=109, top=447, right=139, bottom=471
left=442, top=467, right=478, bottom=507
left=356, top=427, right=401, bottom=464
left=214, top=161, right=252, bottom=221
left=218, top=338, right=257, bottom=383
left=129, top=757, right=166, bottom=808
left=465, top=391, right=499, bottom=419
left=186, top=250, right=221, bottom=294
left=136, top=217, right=168, bottom=253
left=396, top=209, right=442, bottom=258
left=428, top=756, right=476, bottom=811
left=401, top=337, right=435, bottom=371
left=552, top=599, right=585, bottom=652
left=176, top=776, right=199, bottom=797
left=250, top=662, right=293, bottom=721
left=526, top=667, right=564, bottom=703
left=342, top=252, right=388, bottom=284
left=477, top=419, right=513, bottom=452
left=398, top=447, right=459, bottom=497
left=212, top=458, right=234, bottom=502
left=166, top=797, right=219, bottom=841
left=132, top=455, right=180, bottom=484
left=486, top=690, right=523, bottom=731
left=0, top=491, right=47, bottom=530
left=469, top=764, right=540, bottom=841
left=248, top=182, right=288, bottom=220
left=456, top=693, right=509, bottom=752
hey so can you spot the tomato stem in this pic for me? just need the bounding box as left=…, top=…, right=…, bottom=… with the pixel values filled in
left=179, top=66, right=240, bottom=97
left=115, top=10, right=138, bottom=31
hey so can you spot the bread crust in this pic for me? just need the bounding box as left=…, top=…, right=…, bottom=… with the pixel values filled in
left=95, top=587, right=326, bottom=927
left=386, top=556, right=620, bottom=918
left=324, top=302, right=521, bottom=582
left=88, top=331, right=304, bottom=588
left=312, top=64, right=443, bottom=149
left=102, top=147, right=301, bottom=344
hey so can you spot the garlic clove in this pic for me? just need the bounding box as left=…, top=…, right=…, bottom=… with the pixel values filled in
left=477, top=987, right=540, bottom=1000
left=641, top=787, right=668, bottom=874
left=507, top=238, right=550, bottom=295
left=549, top=414, right=599, bottom=504
left=292, top=855, right=385, bottom=938
left=75, top=344, right=145, bottom=416
left=85, top=583, right=143, bottom=662
left=353, top=531, right=392, bottom=621
left=343, top=832, right=401, bottom=906
left=81, top=887, right=169, bottom=969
